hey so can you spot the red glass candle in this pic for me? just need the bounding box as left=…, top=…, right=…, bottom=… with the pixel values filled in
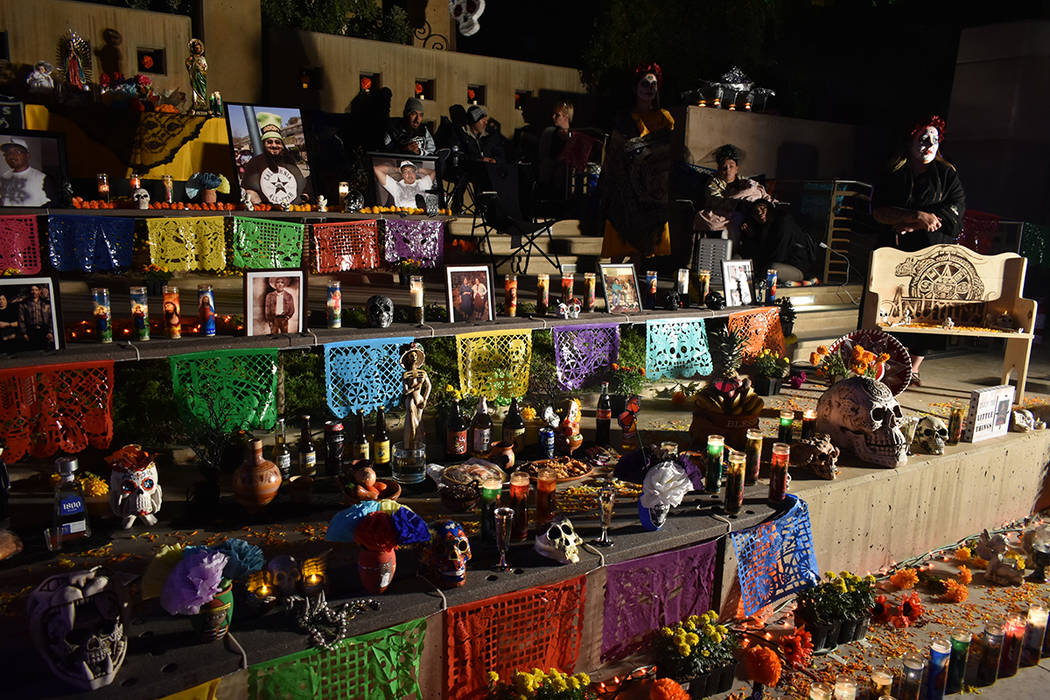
left=769, top=442, right=789, bottom=503
left=508, top=471, right=530, bottom=541
left=536, top=468, right=556, bottom=525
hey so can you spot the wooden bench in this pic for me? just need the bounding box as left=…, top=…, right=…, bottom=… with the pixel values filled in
left=861, top=244, right=1037, bottom=400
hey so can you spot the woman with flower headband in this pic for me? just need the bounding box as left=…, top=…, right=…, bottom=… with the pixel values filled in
left=600, top=63, right=675, bottom=262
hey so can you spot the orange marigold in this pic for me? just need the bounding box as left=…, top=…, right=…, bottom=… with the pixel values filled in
left=972, top=556, right=989, bottom=569
left=941, top=579, right=969, bottom=603
left=877, top=353, right=891, bottom=363
left=890, top=568, right=919, bottom=590
left=816, top=345, right=829, bottom=355
left=954, top=546, right=972, bottom=562
left=957, top=565, right=973, bottom=584
left=810, top=352, right=823, bottom=365
left=744, top=645, right=782, bottom=687
left=649, top=678, right=690, bottom=700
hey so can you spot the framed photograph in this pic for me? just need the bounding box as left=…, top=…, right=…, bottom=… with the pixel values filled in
left=599, top=263, right=642, bottom=314
left=369, top=152, right=440, bottom=209
left=225, top=103, right=313, bottom=207
left=0, top=129, right=67, bottom=208
left=721, top=259, right=754, bottom=307
left=0, top=276, right=62, bottom=351
left=446, top=265, right=494, bottom=323
left=961, top=385, right=1015, bottom=443
left=244, top=270, right=306, bottom=337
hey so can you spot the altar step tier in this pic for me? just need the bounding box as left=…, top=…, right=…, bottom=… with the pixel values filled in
left=778, top=284, right=863, bottom=360
left=447, top=217, right=601, bottom=277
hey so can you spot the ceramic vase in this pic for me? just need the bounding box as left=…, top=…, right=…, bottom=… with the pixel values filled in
left=191, top=579, right=233, bottom=642
left=359, top=547, right=396, bottom=594
left=233, top=439, right=281, bottom=512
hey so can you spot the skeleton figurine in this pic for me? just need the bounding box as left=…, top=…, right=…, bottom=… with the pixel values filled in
left=317, top=195, right=327, bottom=213
left=639, top=461, right=692, bottom=530
left=790, top=433, right=840, bottom=480
left=241, top=189, right=255, bottom=211
left=421, top=520, right=471, bottom=587
left=132, top=188, right=150, bottom=210
left=534, top=515, right=583, bottom=564
left=366, top=295, right=394, bottom=328
left=815, top=376, right=907, bottom=468
left=976, top=529, right=1024, bottom=586
left=1011, top=409, right=1036, bottom=432
left=942, top=317, right=955, bottom=330
left=914, top=415, right=949, bottom=455
left=26, top=567, right=128, bottom=690
left=106, top=445, right=162, bottom=529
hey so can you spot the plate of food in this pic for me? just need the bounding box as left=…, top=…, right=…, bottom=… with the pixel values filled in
left=519, top=456, right=594, bottom=483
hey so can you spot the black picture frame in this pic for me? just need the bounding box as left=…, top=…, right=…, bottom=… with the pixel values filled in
left=0, top=102, right=25, bottom=130
left=0, top=275, right=63, bottom=351
left=243, top=269, right=307, bottom=337
left=224, top=103, right=313, bottom=207
left=0, top=128, right=68, bottom=208
left=721, top=259, right=754, bottom=307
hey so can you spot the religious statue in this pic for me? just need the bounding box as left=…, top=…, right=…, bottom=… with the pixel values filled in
left=56, top=29, right=92, bottom=91
left=186, top=38, right=208, bottom=114
left=27, top=62, right=56, bottom=93
left=401, top=342, right=431, bottom=449
left=556, top=398, right=583, bottom=454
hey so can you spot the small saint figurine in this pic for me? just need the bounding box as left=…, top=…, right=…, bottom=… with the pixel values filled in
left=556, top=398, right=584, bottom=454
left=186, top=38, right=208, bottom=114
left=27, top=61, right=55, bottom=93
left=401, top=342, right=432, bottom=449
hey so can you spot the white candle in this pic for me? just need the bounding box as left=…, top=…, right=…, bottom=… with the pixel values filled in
left=677, top=268, right=690, bottom=294
left=409, top=276, right=424, bottom=307
left=809, top=683, right=832, bottom=700
left=834, top=677, right=856, bottom=700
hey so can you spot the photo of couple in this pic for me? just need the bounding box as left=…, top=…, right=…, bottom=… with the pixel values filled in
left=447, top=266, right=493, bottom=323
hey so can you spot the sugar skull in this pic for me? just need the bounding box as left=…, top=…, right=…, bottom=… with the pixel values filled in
left=534, top=515, right=583, bottom=564
left=422, top=520, right=471, bottom=587
left=450, top=0, right=486, bottom=37
left=705, top=290, right=726, bottom=310
left=26, top=567, right=128, bottom=690
left=915, top=415, right=948, bottom=455
left=815, top=376, right=907, bottom=468
left=107, top=445, right=162, bottom=530
left=366, top=295, right=394, bottom=328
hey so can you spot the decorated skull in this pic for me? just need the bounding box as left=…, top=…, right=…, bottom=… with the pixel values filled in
left=267, top=554, right=300, bottom=596
left=449, top=0, right=486, bottom=37
left=132, top=188, right=150, bottom=210
left=534, top=515, right=583, bottom=564
left=664, top=289, right=681, bottom=310
left=343, top=189, right=364, bottom=213
left=705, top=291, right=726, bottom=310
left=915, top=415, right=948, bottom=455
left=366, top=295, right=394, bottom=328
left=1012, top=409, right=1036, bottom=432
left=639, top=461, right=692, bottom=530
left=107, top=445, right=162, bottom=530
left=422, top=520, right=471, bottom=587
left=26, top=567, right=128, bottom=690
left=790, top=433, right=840, bottom=480
left=815, top=377, right=907, bottom=468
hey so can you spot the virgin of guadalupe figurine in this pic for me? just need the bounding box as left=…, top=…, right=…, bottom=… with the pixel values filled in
left=56, top=29, right=92, bottom=91
left=186, top=39, right=208, bottom=114
left=401, top=343, right=432, bottom=449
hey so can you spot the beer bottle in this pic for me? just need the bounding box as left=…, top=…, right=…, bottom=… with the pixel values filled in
left=274, top=418, right=292, bottom=479
left=502, top=397, right=526, bottom=452
left=470, top=397, right=493, bottom=457
left=372, top=407, right=391, bottom=471
left=446, top=399, right=468, bottom=459
left=351, top=409, right=370, bottom=462
left=299, top=414, right=316, bottom=476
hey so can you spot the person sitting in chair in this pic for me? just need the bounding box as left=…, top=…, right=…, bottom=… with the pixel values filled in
left=373, top=160, right=435, bottom=209
left=458, top=105, right=504, bottom=163
left=738, top=200, right=820, bottom=283
left=693, top=144, right=776, bottom=248
left=384, top=97, right=436, bottom=156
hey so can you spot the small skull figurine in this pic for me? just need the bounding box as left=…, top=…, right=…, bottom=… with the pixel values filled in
left=317, top=195, right=328, bottom=212
left=267, top=555, right=300, bottom=597
left=366, top=295, right=394, bottom=328
left=557, top=301, right=570, bottom=319
left=422, top=520, right=471, bottom=587
left=26, top=567, right=128, bottom=690
left=664, top=289, right=681, bottom=310
left=107, top=445, right=162, bottom=529
left=790, top=433, right=840, bottom=480
left=132, top=188, right=150, bottom=210
left=450, top=0, right=486, bottom=37
left=915, top=415, right=948, bottom=455
left=1012, top=409, right=1036, bottom=432
left=534, top=515, right=583, bottom=564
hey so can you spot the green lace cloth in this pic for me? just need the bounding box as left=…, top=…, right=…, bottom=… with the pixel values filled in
left=170, top=348, right=279, bottom=433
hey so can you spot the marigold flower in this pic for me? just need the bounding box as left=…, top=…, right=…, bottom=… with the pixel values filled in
left=941, top=579, right=969, bottom=603
left=954, top=546, right=971, bottom=562
left=649, top=677, right=690, bottom=700
left=872, top=594, right=895, bottom=624
left=810, top=352, right=823, bottom=365
left=957, top=565, right=973, bottom=584
left=889, top=568, right=919, bottom=590
left=817, top=345, right=829, bottom=355
left=877, top=353, right=891, bottom=363
left=900, top=591, right=925, bottom=622
left=611, top=362, right=620, bottom=371
left=744, top=645, right=782, bottom=686
left=972, top=556, right=989, bottom=568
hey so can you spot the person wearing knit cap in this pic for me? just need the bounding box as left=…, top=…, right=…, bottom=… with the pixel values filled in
left=458, top=104, right=501, bottom=163
left=384, top=97, right=436, bottom=156
left=240, top=111, right=311, bottom=206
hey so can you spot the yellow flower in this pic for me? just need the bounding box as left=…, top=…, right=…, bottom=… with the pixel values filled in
left=689, top=614, right=700, bottom=626
left=954, top=546, right=971, bottom=562
left=701, top=649, right=710, bottom=657
left=569, top=677, right=580, bottom=690
left=702, top=624, right=715, bottom=637
left=553, top=678, right=568, bottom=692
left=575, top=673, right=590, bottom=686
left=677, top=642, right=691, bottom=656
left=686, top=633, right=700, bottom=645
left=717, top=625, right=727, bottom=635
left=713, top=633, right=724, bottom=644
left=487, top=671, right=499, bottom=685
left=521, top=406, right=537, bottom=421
left=685, top=620, right=696, bottom=631
left=660, top=627, right=673, bottom=638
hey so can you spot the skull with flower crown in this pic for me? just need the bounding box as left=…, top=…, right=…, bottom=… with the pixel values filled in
left=106, top=445, right=162, bottom=530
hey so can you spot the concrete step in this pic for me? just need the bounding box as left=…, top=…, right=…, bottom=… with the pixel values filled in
left=778, top=284, right=864, bottom=310
left=791, top=305, right=860, bottom=337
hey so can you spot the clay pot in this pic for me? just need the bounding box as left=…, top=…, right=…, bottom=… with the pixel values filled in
left=191, top=579, right=233, bottom=642
left=233, top=440, right=281, bottom=512
left=358, top=547, right=396, bottom=594
left=487, top=441, right=515, bottom=470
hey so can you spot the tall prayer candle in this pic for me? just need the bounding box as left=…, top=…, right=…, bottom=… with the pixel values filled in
left=508, top=471, right=530, bottom=541
left=536, top=274, right=549, bottom=316
left=91, top=288, right=112, bottom=343
left=769, top=442, right=789, bottom=503
left=129, top=172, right=141, bottom=190
left=645, top=270, right=658, bottom=308
left=779, top=410, right=794, bottom=443
left=999, top=615, right=1024, bottom=677
left=705, top=435, right=724, bottom=495
left=480, top=478, right=501, bottom=543
left=129, top=286, right=150, bottom=341
left=801, top=408, right=817, bottom=439
left=870, top=667, right=893, bottom=696
left=96, top=173, right=109, bottom=202
left=946, top=629, right=971, bottom=694
left=327, top=280, right=343, bottom=328
left=560, top=271, right=574, bottom=304
left=976, top=622, right=1003, bottom=686
left=676, top=268, right=690, bottom=296
left=197, top=284, right=215, bottom=337
left=900, top=653, right=925, bottom=700
left=583, top=272, right=596, bottom=312
left=724, top=451, right=744, bottom=514
left=162, top=174, right=174, bottom=204
left=833, top=677, right=856, bottom=700
left=504, top=274, right=517, bottom=317
left=928, top=638, right=950, bottom=700
left=697, top=269, right=711, bottom=304
left=809, top=683, right=832, bottom=700
left=744, top=428, right=763, bottom=485
left=536, top=468, right=557, bottom=525
left=1022, top=605, right=1047, bottom=666
left=337, top=181, right=350, bottom=205
left=163, top=285, right=181, bottom=339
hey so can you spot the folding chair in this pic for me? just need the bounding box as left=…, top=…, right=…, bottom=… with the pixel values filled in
left=474, top=163, right=561, bottom=275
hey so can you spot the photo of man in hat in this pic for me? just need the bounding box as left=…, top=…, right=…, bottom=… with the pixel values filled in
left=263, top=276, right=296, bottom=334
left=233, top=108, right=312, bottom=207
left=373, top=159, right=436, bottom=209
left=0, top=137, right=60, bottom=207
left=384, top=97, right=436, bottom=156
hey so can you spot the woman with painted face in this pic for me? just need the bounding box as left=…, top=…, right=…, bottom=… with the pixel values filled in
left=600, top=63, right=675, bottom=261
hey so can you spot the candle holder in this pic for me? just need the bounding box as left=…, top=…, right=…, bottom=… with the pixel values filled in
left=696, top=269, right=711, bottom=306
left=801, top=408, right=816, bottom=440
left=724, top=451, right=745, bottom=514
left=1022, top=606, right=1047, bottom=666
left=197, top=284, right=215, bottom=337
left=129, top=286, right=150, bottom=341
left=162, top=174, right=174, bottom=204
left=508, top=471, right=530, bottom=541
left=129, top=172, right=141, bottom=190
left=769, top=442, right=790, bottom=503
left=328, top=280, right=343, bottom=328
left=778, top=410, right=795, bottom=443
left=999, top=614, right=1024, bottom=677
left=299, top=556, right=327, bottom=598
left=480, top=478, right=501, bottom=543
left=338, top=181, right=350, bottom=207
left=645, top=270, right=658, bottom=309
left=595, top=481, right=615, bottom=547
left=96, top=173, right=109, bottom=202
left=676, top=268, right=690, bottom=305
left=494, top=507, right=514, bottom=570
left=900, top=653, right=925, bottom=700
left=869, top=666, right=893, bottom=697
left=704, top=435, right=725, bottom=495
left=833, top=677, right=856, bottom=700
left=946, top=629, right=971, bottom=694
left=976, top=622, right=1003, bottom=686
left=504, top=274, right=517, bottom=317
left=744, top=428, right=763, bottom=485
left=244, top=570, right=277, bottom=616
left=560, top=271, right=574, bottom=305
left=808, top=682, right=833, bottom=700
left=162, top=285, right=181, bottom=339
left=536, top=273, right=549, bottom=317
left=536, top=468, right=557, bottom=525
left=928, top=638, right=950, bottom=700
left=583, top=272, right=596, bottom=312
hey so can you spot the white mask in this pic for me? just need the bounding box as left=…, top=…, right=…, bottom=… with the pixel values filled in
left=912, top=126, right=939, bottom=164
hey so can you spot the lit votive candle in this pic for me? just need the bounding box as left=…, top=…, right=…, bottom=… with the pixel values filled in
left=809, top=682, right=832, bottom=700
left=999, top=614, right=1025, bottom=677
left=583, top=272, right=596, bottom=312
left=801, top=408, right=817, bottom=439
left=536, top=273, right=549, bottom=316
left=338, top=181, right=350, bottom=205
left=946, top=628, right=971, bottom=694
left=696, top=269, right=711, bottom=304
left=129, top=172, right=141, bottom=190
left=676, top=268, right=690, bottom=296
left=301, top=573, right=324, bottom=597
left=96, top=173, right=109, bottom=201
left=504, top=274, right=517, bottom=317
left=768, top=442, right=790, bottom=503
left=778, top=409, right=795, bottom=443
left=724, top=450, right=745, bottom=514
left=870, top=667, right=893, bottom=696
left=705, top=435, right=725, bottom=495
left=744, top=428, right=763, bottom=485
left=1022, top=605, right=1048, bottom=667
left=833, top=677, right=856, bottom=700
left=928, top=638, right=950, bottom=700
left=976, top=622, right=1003, bottom=686
left=408, top=276, right=424, bottom=323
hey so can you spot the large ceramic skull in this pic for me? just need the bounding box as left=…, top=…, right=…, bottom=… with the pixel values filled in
left=366, top=295, right=394, bottom=328
left=132, top=188, right=150, bottom=210
left=26, top=567, right=128, bottom=690
left=422, top=520, right=471, bottom=587
left=915, top=415, right=948, bottom=455
left=108, top=448, right=162, bottom=530
left=815, top=377, right=907, bottom=468
left=267, top=555, right=300, bottom=596
left=449, top=0, right=485, bottom=37
left=534, top=515, right=583, bottom=564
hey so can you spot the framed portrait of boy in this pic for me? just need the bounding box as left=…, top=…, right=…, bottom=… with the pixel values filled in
left=0, top=275, right=62, bottom=351
left=446, top=264, right=493, bottom=323
left=0, top=129, right=67, bottom=208
left=244, top=270, right=306, bottom=336
left=599, top=263, right=642, bottom=314
left=721, top=259, right=754, bottom=307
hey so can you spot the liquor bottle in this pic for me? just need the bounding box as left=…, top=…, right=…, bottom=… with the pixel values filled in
left=502, top=397, right=526, bottom=452
left=351, top=410, right=370, bottom=462
left=45, top=457, right=91, bottom=552
left=470, top=397, right=493, bottom=457
left=274, top=418, right=292, bottom=479
left=595, top=382, right=611, bottom=446
left=299, top=414, right=316, bottom=476
left=372, top=407, right=391, bottom=472
left=446, top=399, right=468, bottom=459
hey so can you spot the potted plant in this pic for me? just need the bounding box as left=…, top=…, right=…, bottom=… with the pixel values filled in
left=795, top=572, right=852, bottom=652
left=651, top=612, right=738, bottom=698
left=751, top=349, right=790, bottom=396
left=689, top=329, right=763, bottom=450
left=395, top=258, right=423, bottom=286
left=486, top=669, right=594, bottom=699
left=604, top=363, right=647, bottom=415
left=776, top=297, right=797, bottom=336
left=841, top=570, right=877, bottom=642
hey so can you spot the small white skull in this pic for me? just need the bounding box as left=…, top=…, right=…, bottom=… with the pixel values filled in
left=449, top=0, right=486, bottom=37
left=534, top=515, right=582, bottom=564
left=108, top=457, right=162, bottom=530
left=1012, top=409, right=1035, bottom=432
left=132, top=188, right=150, bottom=210
left=816, top=377, right=907, bottom=468
left=915, top=415, right=948, bottom=455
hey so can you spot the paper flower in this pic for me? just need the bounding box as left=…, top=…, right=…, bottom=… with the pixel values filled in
left=215, top=538, right=264, bottom=580
left=354, top=511, right=399, bottom=551
left=392, top=507, right=431, bottom=545
left=160, top=548, right=229, bottom=615
left=900, top=591, right=924, bottom=622
left=744, top=644, right=782, bottom=686
left=640, top=462, right=693, bottom=508
left=142, top=544, right=185, bottom=600
left=872, top=594, right=895, bottom=625
left=326, top=500, right=382, bottom=543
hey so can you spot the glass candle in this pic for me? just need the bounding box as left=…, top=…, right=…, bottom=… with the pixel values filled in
left=724, top=450, right=745, bottom=514
left=560, top=272, right=574, bottom=304
left=536, top=468, right=557, bottom=526
left=301, top=572, right=324, bottom=597
left=409, top=276, right=424, bottom=323
left=976, top=622, right=1003, bottom=686
left=946, top=629, right=971, bottom=694
left=96, top=173, right=109, bottom=201
left=766, top=268, right=778, bottom=303
left=129, top=172, right=141, bottom=190
left=900, top=654, right=926, bottom=700
left=928, top=638, right=950, bottom=700
left=999, top=615, right=1025, bottom=677
left=697, top=269, right=711, bottom=304
left=197, top=284, right=215, bottom=337
left=504, top=274, right=518, bottom=317
left=801, top=408, right=816, bottom=440
left=833, top=677, right=856, bottom=700
left=809, top=683, right=833, bottom=700
left=645, top=270, right=658, bottom=308
left=676, top=268, right=690, bottom=296
left=91, top=288, right=112, bottom=343
left=769, top=442, right=790, bottom=503
left=947, top=406, right=965, bottom=445
left=1022, top=605, right=1047, bottom=666
left=870, top=667, right=893, bottom=696
left=129, top=286, right=150, bottom=341
left=583, top=272, right=596, bottom=312
left=705, top=435, right=725, bottom=494
left=162, top=174, right=174, bottom=204
left=508, top=471, right=530, bottom=541
left=480, top=477, right=501, bottom=543
left=162, top=285, right=181, bottom=339
left=327, top=280, right=342, bottom=328
left=744, top=429, right=763, bottom=485
left=536, top=274, right=549, bottom=316
left=337, top=181, right=350, bottom=206
left=779, top=410, right=795, bottom=443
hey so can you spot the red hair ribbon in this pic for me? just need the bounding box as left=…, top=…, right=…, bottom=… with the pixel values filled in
left=634, top=62, right=662, bottom=86
left=910, top=115, right=946, bottom=140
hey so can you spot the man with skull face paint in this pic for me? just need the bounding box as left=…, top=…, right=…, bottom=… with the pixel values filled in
left=872, top=116, right=966, bottom=383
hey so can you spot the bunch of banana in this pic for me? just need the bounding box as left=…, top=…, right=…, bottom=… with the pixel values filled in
left=693, top=377, right=765, bottom=416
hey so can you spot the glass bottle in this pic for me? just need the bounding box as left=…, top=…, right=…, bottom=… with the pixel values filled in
left=372, top=407, right=391, bottom=472
left=502, top=397, right=526, bottom=452
left=351, top=410, right=370, bottom=462
left=445, top=399, right=468, bottom=459
left=323, top=420, right=344, bottom=476
left=299, top=415, right=316, bottom=476
left=46, top=458, right=91, bottom=552
left=470, top=397, right=493, bottom=457
left=595, top=382, right=611, bottom=447
left=274, top=418, right=291, bottom=479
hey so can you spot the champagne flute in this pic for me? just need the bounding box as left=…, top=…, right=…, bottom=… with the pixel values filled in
left=595, top=481, right=615, bottom=547
left=494, top=507, right=514, bottom=570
